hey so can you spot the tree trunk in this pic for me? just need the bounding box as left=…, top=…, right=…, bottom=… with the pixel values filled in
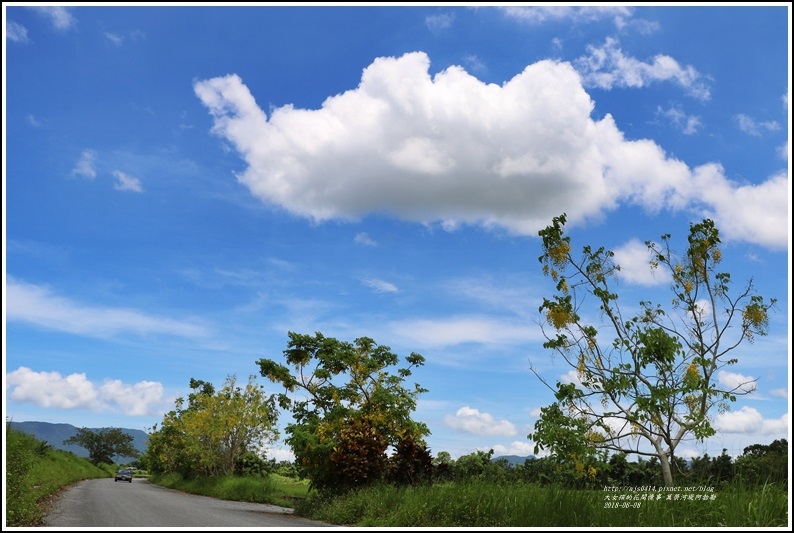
left=659, top=452, right=673, bottom=487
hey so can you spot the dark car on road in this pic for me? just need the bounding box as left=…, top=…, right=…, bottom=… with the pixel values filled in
left=114, top=469, right=133, bottom=483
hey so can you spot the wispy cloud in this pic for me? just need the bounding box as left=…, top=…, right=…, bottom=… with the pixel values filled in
left=463, top=54, right=486, bottom=73
left=444, top=406, right=518, bottom=437
left=576, top=37, right=711, bottom=100
left=71, top=149, right=98, bottom=179
left=102, top=29, right=146, bottom=47
left=768, top=388, right=788, bottom=399
left=657, top=105, right=702, bottom=135
left=26, top=114, right=43, bottom=127
left=6, top=277, right=210, bottom=339
left=354, top=232, right=377, bottom=246
left=6, top=367, right=166, bottom=416
left=112, top=170, right=144, bottom=192
left=31, top=6, right=76, bottom=31
left=361, top=278, right=399, bottom=294
left=104, top=31, right=123, bottom=46
left=778, top=140, right=788, bottom=161
left=735, top=113, right=781, bottom=136
left=6, top=20, right=30, bottom=43
left=499, top=6, right=633, bottom=27
left=425, top=12, right=454, bottom=32
left=389, top=315, right=540, bottom=349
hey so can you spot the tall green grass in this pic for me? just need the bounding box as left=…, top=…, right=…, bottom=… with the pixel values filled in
left=5, top=427, right=111, bottom=526
left=297, top=479, right=789, bottom=527
left=148, top=472, right=307, bottom=508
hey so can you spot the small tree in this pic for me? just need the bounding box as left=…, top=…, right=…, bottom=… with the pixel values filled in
left=147, top=375, right=279, bottom=477
left=529, top=214, right=776, bottom=487
left=257, top=331, right=429, bottom=493
left=63, top=427, right=139, bottom=465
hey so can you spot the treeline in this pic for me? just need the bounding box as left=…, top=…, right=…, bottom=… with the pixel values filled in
left=434, top=442, right=788, bottom=489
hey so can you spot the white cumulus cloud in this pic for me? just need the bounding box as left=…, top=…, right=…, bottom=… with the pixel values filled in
left=612, top=238, right=671, bottom=286
left=490, top=441, right=537, bottom=458
left=718, top=370, right=758, bottom=394
left=714, top=406, right=788, bottom=436
left=194, top=51, right=785, bottom=250
left=444, top=406, right=518, bottom=437
left=6, top=367, right=165, bottom=416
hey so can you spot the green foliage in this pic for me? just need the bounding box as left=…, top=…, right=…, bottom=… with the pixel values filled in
left=273, top=459, right=300, bottom=478
left=235, top=450, right=271, bottom=477
left=146, top=374, right=279, bottom=478
left=449, top=449, right=499, bottom=482
left=330, top=415, right=389, bottom=490
left=34, top=440, right=54, bottom=457
left=257, top=331, right=430, bottom=494
left=733, top=439, right=788, bottom=487
left=385, top=432, right=435, bottom=486
left=530, top=214, right=777, bottom=486
left=63, top=427, right=140, bottom=465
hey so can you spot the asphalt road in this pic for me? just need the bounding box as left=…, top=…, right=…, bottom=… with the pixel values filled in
left=42, top=477, right=337, bottom=528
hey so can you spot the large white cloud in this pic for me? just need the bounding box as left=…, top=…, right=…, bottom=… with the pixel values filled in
left=194, top=51, right=787, bottom=249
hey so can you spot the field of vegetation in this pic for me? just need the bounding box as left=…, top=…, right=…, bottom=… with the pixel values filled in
left=6, top=424, right=788, bottom=528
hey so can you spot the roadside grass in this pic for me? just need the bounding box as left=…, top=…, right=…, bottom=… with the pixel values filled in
left=296, top=480, right=789, bottom=528
left=148, top=472, right=308, bottom=508
left=5, top=427, right=110, bottom=526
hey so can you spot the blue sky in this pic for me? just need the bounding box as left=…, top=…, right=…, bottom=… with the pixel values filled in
left=3, top=4, right=790, bottom=463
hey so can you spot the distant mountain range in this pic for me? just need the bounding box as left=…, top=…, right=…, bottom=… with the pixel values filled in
left=492, top=455, right=536, bottom=467
left=8, top=421, right=149, bottom=464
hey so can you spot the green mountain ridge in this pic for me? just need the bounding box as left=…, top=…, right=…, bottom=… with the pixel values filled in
left=8, top=421, right=149, bottom=464
left=492, top=454, right=536, bottom=467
